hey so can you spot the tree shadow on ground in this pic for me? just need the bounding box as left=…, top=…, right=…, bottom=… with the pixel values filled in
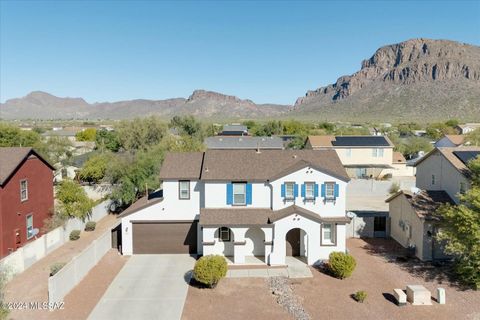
left=361, top=238, right=469, bottom=291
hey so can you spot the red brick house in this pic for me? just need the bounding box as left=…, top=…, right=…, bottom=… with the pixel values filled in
left=0, top=147, right=55, bottom=258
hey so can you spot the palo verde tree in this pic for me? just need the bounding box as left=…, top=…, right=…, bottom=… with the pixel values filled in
left=436, top=156, right=480, bottom=289
left=56, top=180, right=95, bottom=221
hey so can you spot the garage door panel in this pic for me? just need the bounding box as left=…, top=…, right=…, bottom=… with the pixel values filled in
left=132, top=221, right=197, bottom=254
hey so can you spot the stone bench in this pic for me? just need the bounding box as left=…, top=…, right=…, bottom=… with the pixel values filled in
left=394, top=289, right=407, bottom=306
left=406, top=285, right=432, bottom=305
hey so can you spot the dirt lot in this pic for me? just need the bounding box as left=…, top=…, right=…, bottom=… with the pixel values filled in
left=182, top=238, right=480, bottom=320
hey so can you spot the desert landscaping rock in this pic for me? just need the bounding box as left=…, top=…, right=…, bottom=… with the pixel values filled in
left=267, top=276, right=311, bottom=320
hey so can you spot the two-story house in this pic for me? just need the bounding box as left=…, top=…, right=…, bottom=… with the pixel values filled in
left=0, top=147, right=55, bottom=258
left=119, top=149, right=350, bottom=265
left=305, top=135, right=411, bottom=178
left=386, top=146, right=479, bottom=261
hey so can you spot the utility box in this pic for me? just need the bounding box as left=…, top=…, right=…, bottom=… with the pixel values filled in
left=437, top=288, right=446, bottom=304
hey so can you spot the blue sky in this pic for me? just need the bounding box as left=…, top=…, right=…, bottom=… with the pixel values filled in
left=1, top=1, right=479, bottom=105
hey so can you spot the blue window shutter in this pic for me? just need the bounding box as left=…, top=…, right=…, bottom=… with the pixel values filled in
left=294, top=183, right=299, bottom=197
left=321, top=183, right=326, bottom=197
left=314, top=183, right=319, bottom=197
left=281, top=183, right=285, bottom=197
left=246, top=183, right=252, bottom=205
left=334, top=183, right=339, bottom=198
left=301, top=184, right=305, bottom=198
left=226, top=183, right=233, bottom=205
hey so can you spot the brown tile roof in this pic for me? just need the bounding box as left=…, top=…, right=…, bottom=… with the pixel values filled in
left=386, top=190, right=455, bottom=220
left=200, top=149, right=349, bottom=182
left=444, top=135, right=465, bottom=146
left=393, top=152, right=406, bottom=164
left=199, top=205, right=350, bottom=226
left=118, top=190, right=163, bottom=218
left=0, top=147, right=54, bottom=186
left=159, top=152, right=204, bottom=180
left=307, top=135, right=335, bottom=148
left=415, top=146, right=480, bottom=177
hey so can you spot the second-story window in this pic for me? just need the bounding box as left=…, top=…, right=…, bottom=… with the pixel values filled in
left=20, top=180, right=28, bottom=202
left=372, top=148, right=384, bottom=157
left=285, top=182, right=295, bottom=200
left=346, top=149, right=352, bottom=157
left=460, top=182, right=466, bottom=194
left=305, top=182, right=315, bottom=200
left=179, top=180, right=190, bottom=199
left=325, top=182, right=335, bottom=200
left=431, top=174, right=436, bottom=185
left=233, top=183, right=246, bottom=205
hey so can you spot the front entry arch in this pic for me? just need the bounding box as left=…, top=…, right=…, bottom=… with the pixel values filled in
left=286, top=228, right=301, bottom=256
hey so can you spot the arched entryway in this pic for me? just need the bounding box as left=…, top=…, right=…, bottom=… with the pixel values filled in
left=286, top=228, right=301, bottom=256
left=245, top=227, right=265, bottom=257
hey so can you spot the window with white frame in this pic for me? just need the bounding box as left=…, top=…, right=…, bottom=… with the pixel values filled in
left=20, top=180, right=28, bottom=202
left=325, top=182, right=335, bottom=199
left=285, top=182, right=295, bottom=200
left=460, top=182, right=466, bottom=194
left=179, top=180, right=190, bottom=199
left=26, top=214, right=34, bottom=239
left=233, top=183, right=246, bottom=205
left=346, top=148, right=352, bottom=157
left=305, top=182, right=315, bottom=200
left=322, top=223, right=335, bottom=245
left=372, top=148, right=384, bottom=157
left=219, top=227, right=231, bottom=242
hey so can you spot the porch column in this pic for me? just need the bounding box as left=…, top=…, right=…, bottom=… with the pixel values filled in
left=261, top=227, right=274, bottom=265
left=202, top=227, right=216, bottom=256
left=232, top=228, right=247, bottom=264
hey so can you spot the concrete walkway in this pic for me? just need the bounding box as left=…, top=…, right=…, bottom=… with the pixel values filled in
left=226, top=257, right=312, bottom=278
left=88, top=254, right=196, bottom=320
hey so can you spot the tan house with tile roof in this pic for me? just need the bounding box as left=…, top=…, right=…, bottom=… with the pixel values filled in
left=305, top=135, right=413, bottom=178
left=415, top=146, right=480, bottom=203
left=386, top=190, right=454, bottom=261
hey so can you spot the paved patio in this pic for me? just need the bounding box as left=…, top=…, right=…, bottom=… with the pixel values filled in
left=226, top=256, right=312, bottom=278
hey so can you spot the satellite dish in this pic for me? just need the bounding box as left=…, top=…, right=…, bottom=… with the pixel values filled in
left=346, top=211, right=357, bottom=218
left=32, top=228, right=40, bottom=237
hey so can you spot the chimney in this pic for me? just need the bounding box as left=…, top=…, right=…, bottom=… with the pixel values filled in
left=256, top=141, right=261, bottom=154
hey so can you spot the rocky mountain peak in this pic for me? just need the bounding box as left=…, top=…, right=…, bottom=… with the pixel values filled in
left=187, top=90, right=254, bottom=104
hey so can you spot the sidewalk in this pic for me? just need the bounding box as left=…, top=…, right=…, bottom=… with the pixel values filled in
left=3, top=214, right=118, bottom=320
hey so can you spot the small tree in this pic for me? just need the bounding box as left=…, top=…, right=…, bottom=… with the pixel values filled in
left=78, top=153, right=110, bottom=183
left=56, top=180, right=94, bottom=220
left=76, top=128, right=97, bottom=141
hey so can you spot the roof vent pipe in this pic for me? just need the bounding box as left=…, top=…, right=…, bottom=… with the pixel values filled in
left=256, top=142, right=261, bottom=154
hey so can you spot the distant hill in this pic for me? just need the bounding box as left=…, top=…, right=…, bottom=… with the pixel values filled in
left=2, top=39, right=479, bottom=122
left=292, top=38, right=480, bottom=121
left=0, top=90, right=289, bottom=120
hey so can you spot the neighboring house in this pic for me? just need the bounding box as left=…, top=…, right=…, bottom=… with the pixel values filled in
left=0, top=148, right=55, bottom=258
left=455, top=123, right=480, bottom=135
left=205, top=136, right=284, bottom=150
left=219, top=124, right=248, bottom=136
left=346, top=210, right=390, bottom=239
left=119, top=150, right=350, bottom=265
left=386, top=189, right=454, bottom=261
left=415, top=147, right=480, bottom=203
left=41, top=129, right=79, bottom=142
left=434, top=135, right=465, bottom=148
left=305, top=135, right=411, bottom=178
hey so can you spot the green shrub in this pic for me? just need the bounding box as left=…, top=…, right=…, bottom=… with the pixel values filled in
left=69, top=230, right=81, bottom=241
left=84, top=221, right=96, bottom=232
left=0, top=307, right=9, bottom=320
left=328, top=252, right=357, bottom=279
left=353, top=290, right=367, bottom=303
left=50, top=262, right=66, bottom=276
left=193, top=255, right=228, bottom=288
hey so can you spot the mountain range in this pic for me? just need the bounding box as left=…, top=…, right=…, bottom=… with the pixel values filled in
left=1, top=38, right=479, bottom=122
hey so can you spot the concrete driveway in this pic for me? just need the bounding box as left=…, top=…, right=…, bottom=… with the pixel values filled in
left=88, top=254, right=196, bottom=320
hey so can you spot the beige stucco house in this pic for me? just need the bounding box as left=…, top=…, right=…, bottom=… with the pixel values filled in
left=305, top=135, right=412, bottom=178
left=386, top=190, right=454, bottom=261
left=415, top=147, right=479, bottom=203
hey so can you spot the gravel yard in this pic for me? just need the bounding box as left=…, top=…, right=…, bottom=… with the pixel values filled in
left=182, top=238, right=480, bottom=320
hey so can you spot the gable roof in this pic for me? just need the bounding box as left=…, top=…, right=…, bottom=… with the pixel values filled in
left=307, top=135, right=393, bottom=148
left=159, top=152, right=204, bottom=180
left=200, top=149, right=349, bottom=182
left=118, top=190, right=164, bottom=218
left=205, top=136, right=283, bottom=150
left=222, top=124, right=248, bottom=133
left=414, top=146, right=480, bottom=177
left=0, top=147, right=55, bottom=186
left=393, top=152, right=407, bottom=164
left=386, top=190, right=455, bottom=220
left=443, top=135, right=465, bottom=146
